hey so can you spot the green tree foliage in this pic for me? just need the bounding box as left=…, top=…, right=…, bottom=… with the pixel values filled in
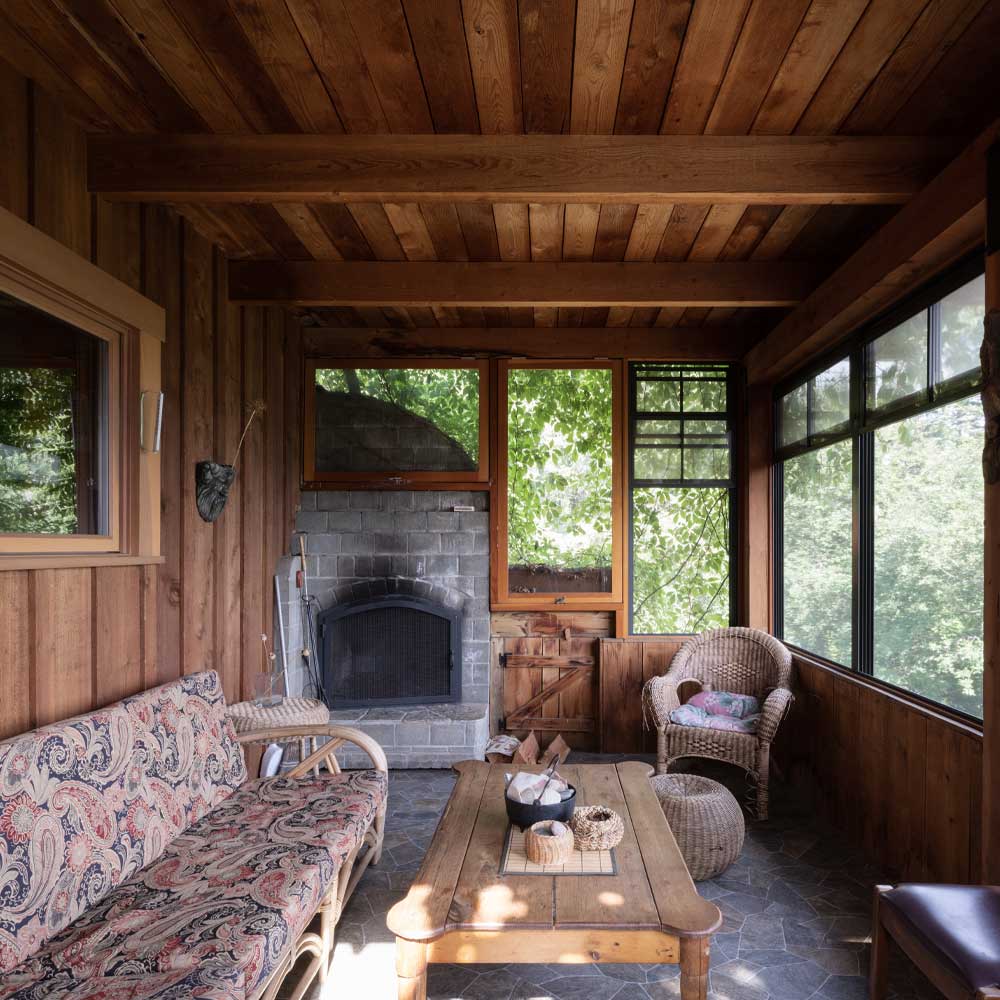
left=507, top=368, right=612, bottom=571
left=632, top=487, right=730, bottom=634
left=0, top=367, right=77, bottom=533
left=316, top=367, right=480, bottom=461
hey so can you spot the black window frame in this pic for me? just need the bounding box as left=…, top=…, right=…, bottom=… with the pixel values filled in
left=773, top=254, right=985, bottom=722
left=629, top=362, right=738, bottom=636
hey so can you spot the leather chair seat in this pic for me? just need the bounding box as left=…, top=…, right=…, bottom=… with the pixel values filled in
left=882, top=884, right=1000, bottom=992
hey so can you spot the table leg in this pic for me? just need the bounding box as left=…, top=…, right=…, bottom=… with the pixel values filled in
left=680, top=935, right=709, bottom=1000
left=396, top=938, right=427, bottom=1000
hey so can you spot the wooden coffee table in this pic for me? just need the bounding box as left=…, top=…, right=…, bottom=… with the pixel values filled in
left=386, top=760, right=722, bottom=999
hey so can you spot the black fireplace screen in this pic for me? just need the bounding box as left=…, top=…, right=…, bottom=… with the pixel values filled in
left=318, top=595, right=461, bottom=707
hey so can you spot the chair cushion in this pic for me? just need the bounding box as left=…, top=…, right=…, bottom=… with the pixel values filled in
left=0, top=671, right=246, bottom=976
left=1, top=769, right=387, bottom=1000
left=687, top=690, right=760, bottom=719
left=882, top=884, right=1000, bottom=992
left=669, top=704, right=760, bottom=733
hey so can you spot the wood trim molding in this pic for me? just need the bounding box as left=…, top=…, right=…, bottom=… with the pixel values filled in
left=88, top=134, right=955, bottom=205
left=745, top=118, right=1000, bottom=385
left=300, top=326, right=754, bottom=361
left=229, top=261, right=816, bottom=308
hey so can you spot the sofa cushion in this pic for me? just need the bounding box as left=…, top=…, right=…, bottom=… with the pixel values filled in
left=0, top=671, right=246, bottom=975
left=1, top=769, right=387, bottom=1000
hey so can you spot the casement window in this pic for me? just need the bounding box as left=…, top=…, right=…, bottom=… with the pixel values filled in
left=0, top=208, right=163, bottom=566
left=303, top=360, right=489, bottom=488
left=493, top=360, right=624, bottom=608
left=629, top=364, right=735, bottom=634
left=775, top=260, right=985, bottom=719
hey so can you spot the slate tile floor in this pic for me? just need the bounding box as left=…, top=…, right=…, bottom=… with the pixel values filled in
left=305, top=757, right=941, bottom=1000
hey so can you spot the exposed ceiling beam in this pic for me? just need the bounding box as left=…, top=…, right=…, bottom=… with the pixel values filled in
left=227, top=261, right=816, bottom=307
left=300, top=325, right=755, bottom=361
left=88, top=134, right=955, bottom=205
left=745, top=118, right=1000, bottom=385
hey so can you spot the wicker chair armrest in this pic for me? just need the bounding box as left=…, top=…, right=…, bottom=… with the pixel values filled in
left=642, top=675, right=683, bottom=728
left=757, top=687, right=793, bottom=744
left=235, top=724, right=389, bottom=777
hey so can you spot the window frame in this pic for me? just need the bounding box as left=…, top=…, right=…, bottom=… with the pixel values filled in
left=773, top=254, right=985, bottom=721
left=492, top=359, right=625, bottom=610
left=628, top=363, right=738, bottom=636
left=302, top=358, right=490, bottom=489
left=0, top=205, right=163, bottom=567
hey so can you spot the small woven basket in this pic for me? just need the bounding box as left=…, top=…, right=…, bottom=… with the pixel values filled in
left=525, top=820, right=575, bottom=864
left=570, top=805, right=624, bottom=851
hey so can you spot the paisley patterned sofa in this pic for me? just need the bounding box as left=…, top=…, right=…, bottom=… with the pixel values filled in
left=0, top=670, right=388, bottom=1000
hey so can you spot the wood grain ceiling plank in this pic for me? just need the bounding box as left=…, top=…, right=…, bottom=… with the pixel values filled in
left=675, top=203, right=745, bottom=326
left=570, top=0, right=635, bottom=134
left=166, top=0, right=301, bottom=131
left=226, top=0, right=342, bottom=132
left=283, top=0, right=389, bottom=132
left=749, top=204, right=818, bottom=260
left=795, top=0, right=930, bottom=135
left=529, top=203, right=565, bottom=260
left=751, top=0, right=868, bottom=135
left=310, top=204, right=377, bottom=259
left=420, top=203, right=470, bottom=260
left=519, top=0, right=575, bottom=133
left=720, top=206, right=785, bottom=261
left=340, top=0, right=434, bottom=131
left=594, top=203, right=637, bottom=261
left=242, top=204, right=312, bottom=258
left=402, top=0, right=479, bottom=132
left=842, top=0, right=988, bottom=134
left=56, top=0, right=207, bottom=130
left=228, top=259, right=816, bottom=307
left=613, top=0, right=690, bottom=134
left=605, top=307, right=634, bottom=326
left=273, top=204, right=343, bottom=259
left=8, top=0, right=158, bottom=129
left=0, top=14, right=114, bottom=130
left=705, top=0, right=810, bottom=134
left=493, top=203, right=531, bottom=261
left=347, top=203, right=406, bottom=260
left=562, top=204, right=601, bottom=261
left=660, top=0, right=751, bottom=134
left=105, top=0, right=250, bottom=130
left=888, top=0, right=1000, bottom=137
left=463, top=0, right=523, bottom=133
left=457, top=203, right=502, bottom=260
left=624, top=204, right=673, bottom=260
left=174, top=205, right=273, bottom=258
left=655, top=204, right=711, bottom=261
left=383, top=202, right=437, bottom=260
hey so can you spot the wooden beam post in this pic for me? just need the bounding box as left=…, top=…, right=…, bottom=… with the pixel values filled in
left=228, top=261, right=815, bottom=308
left=983, top=140, right=1000, bottom=884
left=86, top=133, right=955, bottom=206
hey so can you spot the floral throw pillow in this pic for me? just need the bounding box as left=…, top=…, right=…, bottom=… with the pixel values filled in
left=687, top=690, right=760, bottom=719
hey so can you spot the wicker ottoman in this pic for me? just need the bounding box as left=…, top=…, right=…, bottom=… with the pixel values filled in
left=650, top=773, right=745, bottom=881
left=227, top=697, right=330, bottom=774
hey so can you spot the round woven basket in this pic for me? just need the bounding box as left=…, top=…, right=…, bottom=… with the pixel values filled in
left=651, top=773, right=744, bottom=881
left=525, top=820, right=574, bottom=864
left=570, top=805, right=625, bottom=851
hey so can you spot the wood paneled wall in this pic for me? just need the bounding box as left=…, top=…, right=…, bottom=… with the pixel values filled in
left=598, top=638, right=685, bottom=753
left=777, top=654, right=983, bottom=884
left=0, top=63, right=301, bottom=740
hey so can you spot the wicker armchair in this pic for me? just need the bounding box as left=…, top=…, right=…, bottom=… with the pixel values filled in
left=642, top=627, right=793, bottom=820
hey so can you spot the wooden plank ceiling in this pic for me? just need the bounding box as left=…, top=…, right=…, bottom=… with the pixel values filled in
left=5, top=0, right=999, bottom=341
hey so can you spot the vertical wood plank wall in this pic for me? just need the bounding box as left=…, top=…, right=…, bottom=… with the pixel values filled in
left=0, top=65, right=301, bottom=739
left=778, top=655, right=983, bottom=884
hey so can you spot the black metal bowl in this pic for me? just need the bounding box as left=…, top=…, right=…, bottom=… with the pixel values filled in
left=505, top=784, right=576, bottom=831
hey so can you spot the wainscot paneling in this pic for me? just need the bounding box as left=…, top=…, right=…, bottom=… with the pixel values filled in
left=598, top=637, right=685, bottom=753
left=0, top=62, right=301, bottom=739
left=776, top=653, right=983, bottom=884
